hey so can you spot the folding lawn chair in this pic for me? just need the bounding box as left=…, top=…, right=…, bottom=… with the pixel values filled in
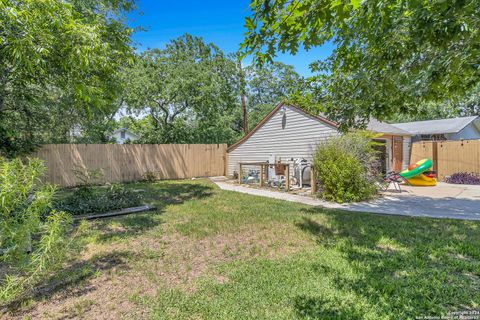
left=381, top=171, right=408, bottom=192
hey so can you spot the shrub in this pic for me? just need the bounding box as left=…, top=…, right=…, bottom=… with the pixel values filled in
left=0, top=158, right=72, bottom=304
left=313, top=131, right=380, bottom=203
left=445, top=172, right=480, bottom=185
left=54, top=184, right=143, bottom=215
left=142, top=171, right=159, bottom=182
left=72, top=166, right=105, bottom=186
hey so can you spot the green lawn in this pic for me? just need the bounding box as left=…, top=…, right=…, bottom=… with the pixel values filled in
left=9, top=179, right=480, bottom=319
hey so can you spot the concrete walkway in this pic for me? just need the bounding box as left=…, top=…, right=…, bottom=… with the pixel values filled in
left=210, top=177, right=480, bottom=221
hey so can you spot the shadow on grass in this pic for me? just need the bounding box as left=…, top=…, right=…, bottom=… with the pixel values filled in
left=295, top=217, right=335, bottom=246
left=136, top=181, right=214, bottom=207
left=293, top=207, right=480, bottom=319
left=86, top=181, right=215, bottom=243
left=90, top=213, right=164, bottom=243
left=5, top=250, right=133, bottom=314
left=294, top=295, right=364, bottom=320
left=4, top=181, right=215, bottom=313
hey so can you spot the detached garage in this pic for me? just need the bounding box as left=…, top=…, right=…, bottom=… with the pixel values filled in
left=227, top=104, right=412, bottom=178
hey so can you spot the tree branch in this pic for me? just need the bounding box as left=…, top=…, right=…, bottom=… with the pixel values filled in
left=153, top=99, right=171, bottom=126
left=170, top=100, right=189, bottom=122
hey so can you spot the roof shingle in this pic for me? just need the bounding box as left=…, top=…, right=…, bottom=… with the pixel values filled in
left=392, top=116, right=479, bottom=135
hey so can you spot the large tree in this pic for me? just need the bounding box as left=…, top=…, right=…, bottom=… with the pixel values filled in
left=242, top=0, right=480, bottom=129
left=0, top=0, right=134, bottom=156
left=244, top=61, right=305, bottom=130
left=122, top=34, right=241, bottom=144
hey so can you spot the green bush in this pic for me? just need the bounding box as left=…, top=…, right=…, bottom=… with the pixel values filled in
left=142, top=171, right=159, bottom=182
left=0, top=157, right=72, bottom=304
left=313, top=131, right=380, bottom=203
left=54, top=184, right=143, bottom=215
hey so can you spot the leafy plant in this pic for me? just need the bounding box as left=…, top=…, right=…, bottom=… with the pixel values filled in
left=445, top=172, right=480, bottom=185
left=54, top=184, right=143, bottom=216
left=242, top=0, right=480, bottom=127
left=313, top=131, right=380, bottom=203
left=0, top=157, right=72, bottom=304
left=0, top=0, right=135, bottom=157
left=72, top=166, right=105, bottom=186
left=142, top=171, right=159, bottom=182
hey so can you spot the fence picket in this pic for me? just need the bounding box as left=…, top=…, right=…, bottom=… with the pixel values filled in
left=31, top=144, right=227, bottom=187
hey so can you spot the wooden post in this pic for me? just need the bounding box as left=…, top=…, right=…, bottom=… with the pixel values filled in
left=285, top=164, right=290, bottom=191
left=259, top=164, right=264, bottom=187
left=238, top=163, right=242, bottom=184
left=432, top=141, right=438, bottom=176
left=224, top=148, right=227, bottom=177
left=310, top=166, right=317, bottom=195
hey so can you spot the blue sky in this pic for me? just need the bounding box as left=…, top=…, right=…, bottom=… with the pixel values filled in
left=127, top=0, right=333, bottom=76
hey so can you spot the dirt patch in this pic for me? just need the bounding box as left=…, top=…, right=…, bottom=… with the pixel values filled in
left=3, top=222, right=311, bottom=319
left=147, top=222, right=312, bottom=291
left=3, top=249, right=151, bottom=320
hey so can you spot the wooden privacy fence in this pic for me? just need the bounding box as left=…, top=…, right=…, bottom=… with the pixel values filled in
left=410, top=140, right=480, bottom=181
left=32, top=144, right=227, bottom=187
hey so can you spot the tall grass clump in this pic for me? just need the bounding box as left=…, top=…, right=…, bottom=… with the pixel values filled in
left=0, top=157, right=72, bottom=305
left=313, top=131, right=381, bottom=203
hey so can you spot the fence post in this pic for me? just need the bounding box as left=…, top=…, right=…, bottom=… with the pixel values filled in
left=223, top=144, right=227, bottom=176
left=259, top=164, right=265, bottom=187
left=285, top=164, right=290, bottom=191
left=432, top=141, right=438, bottom=176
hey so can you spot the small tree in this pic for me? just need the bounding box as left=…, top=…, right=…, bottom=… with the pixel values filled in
left=313, top=131, right=380, bottom=203
left=0, top=158, right=72, bottom=304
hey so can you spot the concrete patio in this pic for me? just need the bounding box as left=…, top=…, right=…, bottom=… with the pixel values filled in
left=210, top=177, right=480, bottom=220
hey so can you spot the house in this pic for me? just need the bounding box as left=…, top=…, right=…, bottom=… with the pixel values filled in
left=392, top=116, right=480, bottom=142
left=109, top=128, right=140, bottom=144
left=227, top=104, right=412, bottom=177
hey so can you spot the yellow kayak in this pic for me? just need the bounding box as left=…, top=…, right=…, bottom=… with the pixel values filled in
left=407, top=174, right=437, bottom=186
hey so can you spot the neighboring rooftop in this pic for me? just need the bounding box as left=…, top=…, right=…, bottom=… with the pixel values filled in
left=366, top=119, right=412, bottom=136
left=316, top=112, right=412, bottom=136
left=392, top=116, right=479, bottom=135
left=111, top=128, right=139, bottom=136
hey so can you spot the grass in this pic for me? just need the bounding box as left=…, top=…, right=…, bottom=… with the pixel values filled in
left=5, top=179, right=480, bottom=319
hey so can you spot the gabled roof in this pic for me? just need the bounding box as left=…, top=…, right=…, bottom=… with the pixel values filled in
left=227, top=103, right=338, bottom=152
left=392, top=116, right=479, bottom=135
left=227, top=104, right=413, bottom=152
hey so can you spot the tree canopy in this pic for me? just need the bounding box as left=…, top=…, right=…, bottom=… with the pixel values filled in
left=122, top=34, right=241, bottom=144
left=244, top=61, right=305, bottom=130
left=0, top=0, right=134, bottom=156
left=242, top=0, right=480, bottom=129
left=122, top=44, right=310, bottom=140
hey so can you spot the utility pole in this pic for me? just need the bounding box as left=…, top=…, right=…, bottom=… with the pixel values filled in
left=237, top=57, right=248, bottom=135
left=241, top=91, right=248, bottom=135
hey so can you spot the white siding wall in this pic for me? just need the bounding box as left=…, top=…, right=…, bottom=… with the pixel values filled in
left=227, top=106, right=339, bottom=176
left=111, top=131, right=139, bottom=144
